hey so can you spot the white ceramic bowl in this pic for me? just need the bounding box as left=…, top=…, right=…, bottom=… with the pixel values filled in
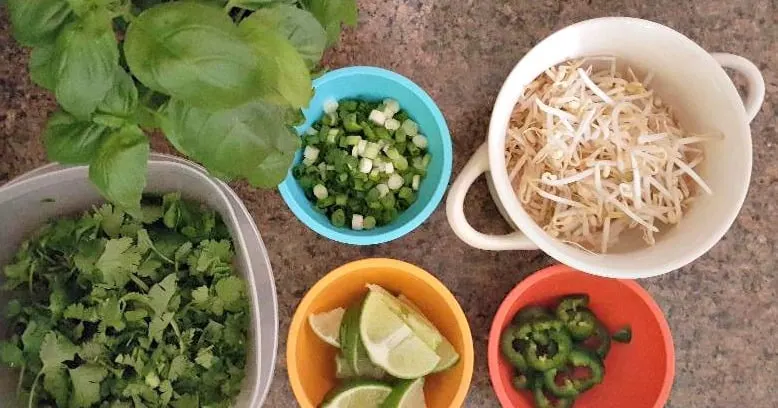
left=0, top=155, right=278, bottom=407
left=447, top=17, right=765, bottom=278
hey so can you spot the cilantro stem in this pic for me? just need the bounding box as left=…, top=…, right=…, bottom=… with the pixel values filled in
left=27, top=371, right=42, bottom=408
left=16, top=364, right=25, bottom=397
left=129, top=275, right=150, bottom=292
left=170, top=320, right=185, bottom=353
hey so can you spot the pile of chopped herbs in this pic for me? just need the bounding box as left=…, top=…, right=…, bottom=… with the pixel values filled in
left=0, top=193, right=251, bottom=407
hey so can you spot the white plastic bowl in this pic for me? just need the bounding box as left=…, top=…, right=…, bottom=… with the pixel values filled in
left=0, top=154, right=278, bottom=407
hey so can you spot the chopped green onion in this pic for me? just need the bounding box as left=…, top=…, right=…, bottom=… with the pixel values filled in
left=335, top=194, right=348, bottom=206
left=331, top=209, right=346, bottom=227
left=345, top=135, right=362, bottom=146
left=323, top=98, right=339, bottom=114
left=384, top=118, right=401, bottom=131
left=352, top=214, right=364, bottom=230
left=369, top=110, right=386, bottom=126
left=387, top=174, right=404, bottom=190
left=359, top=158, right=373, bottom=173
left=412, top=134, right=428, bottom=149
left=317, top=196, right=335, bottom=208
left=401, top=119, right=418, bottom=136
left=313, top=184, right=328, bottom=200
left=303, top=146, right=320, bottom=165
left=412, top=175, right=421, bottom=190
left=363, top=216, right=377, bottom=229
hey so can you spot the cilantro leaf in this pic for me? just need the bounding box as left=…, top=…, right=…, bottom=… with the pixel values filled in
left=166, top=355, right=192, bottom=382
left=95, top=203, right=125, bottom=237
left=195, top=346, right=215, bottom=369
left=74, top=238, right=106, bottom=275
left=69, top=364, right=108, bottom=408
left=40, top=332, right=78, bottom=370
left=95, top=237, right=141, bottom=288
left=3, top=258, right=31, bottom=290
left=22, top=320, right=51, bottom=358
left=64, top=304, right=100, bottom=322
left=43, top=366, right=70, bottom=407
left=99, top=297, right=125, bottom=331
left=148, top=312, right=174, bottom=342
left=147, top=273, right=177, bottom=316
left=0, top=341, right=25, bottom=368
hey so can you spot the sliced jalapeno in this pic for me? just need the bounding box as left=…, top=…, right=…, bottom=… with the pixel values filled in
left=500, top=324, right=530, bottom=371
left=533, top=386, right=575, bottom=408
left=513, top=305, right=554, bottom=325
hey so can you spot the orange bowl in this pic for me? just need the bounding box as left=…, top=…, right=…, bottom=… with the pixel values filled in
left=287, top=258, right=474, bottom=407
left=488, top=265, right=675, bottom=408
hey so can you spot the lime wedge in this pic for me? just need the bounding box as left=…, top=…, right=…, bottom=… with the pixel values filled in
left=398, top=294, right=460, bottom=373
left=367, top=285, right=442, bottom=350
left=359, top=291, right=440, bottom=379
left=321, top=380, right=392, bottom=408
left=335, top=354, right=356, bottom=379
left=380, top=378, right=427, bottom=408
left=431, top=337, right=460, bottom=373
left=309, top=307, right=346, bottom=347
left=340, top=304, right=386, bottom=379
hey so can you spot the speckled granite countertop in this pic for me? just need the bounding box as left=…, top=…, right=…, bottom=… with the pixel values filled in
left=2, top=1, right=777, bottom=407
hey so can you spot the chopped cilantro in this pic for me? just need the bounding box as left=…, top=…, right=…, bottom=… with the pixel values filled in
left=0, top=193, right=250, bottom=406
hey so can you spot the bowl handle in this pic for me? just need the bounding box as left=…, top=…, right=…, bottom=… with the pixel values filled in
left=711, top=53, right=765, bottom=123
left=446, top=143, right=538, bottom=250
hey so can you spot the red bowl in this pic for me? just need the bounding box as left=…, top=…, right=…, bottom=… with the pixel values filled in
left=488, top=265, right=675, bottom=408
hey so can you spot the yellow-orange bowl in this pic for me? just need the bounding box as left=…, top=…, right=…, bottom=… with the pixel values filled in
left=287, top=258, right=474, bottom=408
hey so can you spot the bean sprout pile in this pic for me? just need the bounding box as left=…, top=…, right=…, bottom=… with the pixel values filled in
left=506, top=58, right=717, bottom=253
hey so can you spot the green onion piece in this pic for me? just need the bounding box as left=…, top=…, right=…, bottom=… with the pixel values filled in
left=394, top=127, right=407, bottom=143
left=363, top=216, right=377, bottom=229
left=331, top=209, right=346, bottom=227
left=317, top=196, right=335, bottom=208
left=335, top=194, right=348, bottom=206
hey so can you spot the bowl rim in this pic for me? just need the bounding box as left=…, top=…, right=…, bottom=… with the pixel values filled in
left=487, top=264, right=675, bottom=408
left=286, top=258, right=474, bottom=408
left=278, top=66, right=453, bottom=245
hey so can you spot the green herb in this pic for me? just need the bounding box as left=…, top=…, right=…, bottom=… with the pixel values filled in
left=8, top=0, right=359, bottom=212
left=0, top=194, right=251, bottom=407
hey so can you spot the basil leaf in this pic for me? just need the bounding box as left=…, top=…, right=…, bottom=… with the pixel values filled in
left=226, top=0, right=296, bottom=11
left=29, top=45, right=58, bottom=91
left=97, top=68, right=139, bottom=118
left=160, top=99, right=301, bottom=188
left=44, top=110, right=110, bottom=164
left=8, top=0, right=73, bottom=46
left=52, top=13, right=119, bottom=119
left=241, top=4, right=326, bottom=68
left=302, top=0, right=358, bottom=46
left=89, top=125, right=149, bottom=212
left=124, top=2, right=265, bottom=110
left=239, top=20, right=312, bottom=108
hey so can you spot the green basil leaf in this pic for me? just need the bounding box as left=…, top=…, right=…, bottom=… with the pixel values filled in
left=44, top=110, right=110, bottom=164
left=302, top=0, right=357, bottom=46
left=124, top=2, right=265, bottom=110
left=66, top=0, right=122, bottom=16
left=29, top=45, right=58, bottom=91
left=52, top=13, right=119, bottom=119
left=241, top=4, right=326, bottom=68
left=226, top=0, right=296, bottom=11
left=8, top=0, right=73, bottom=46
left=160, top=99, right=301, bottom=188
left=239, top=20, right=312, bottom=108
left=89, top=125, right=149, bottom=212
left=97, top=68, right=139, bottom=118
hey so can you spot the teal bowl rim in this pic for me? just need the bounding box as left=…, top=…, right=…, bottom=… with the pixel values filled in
left=278, top=66, right=453, bottom=245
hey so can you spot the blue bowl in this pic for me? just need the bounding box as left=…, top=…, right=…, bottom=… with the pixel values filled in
left=278, top=66, right=453, bottom=245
